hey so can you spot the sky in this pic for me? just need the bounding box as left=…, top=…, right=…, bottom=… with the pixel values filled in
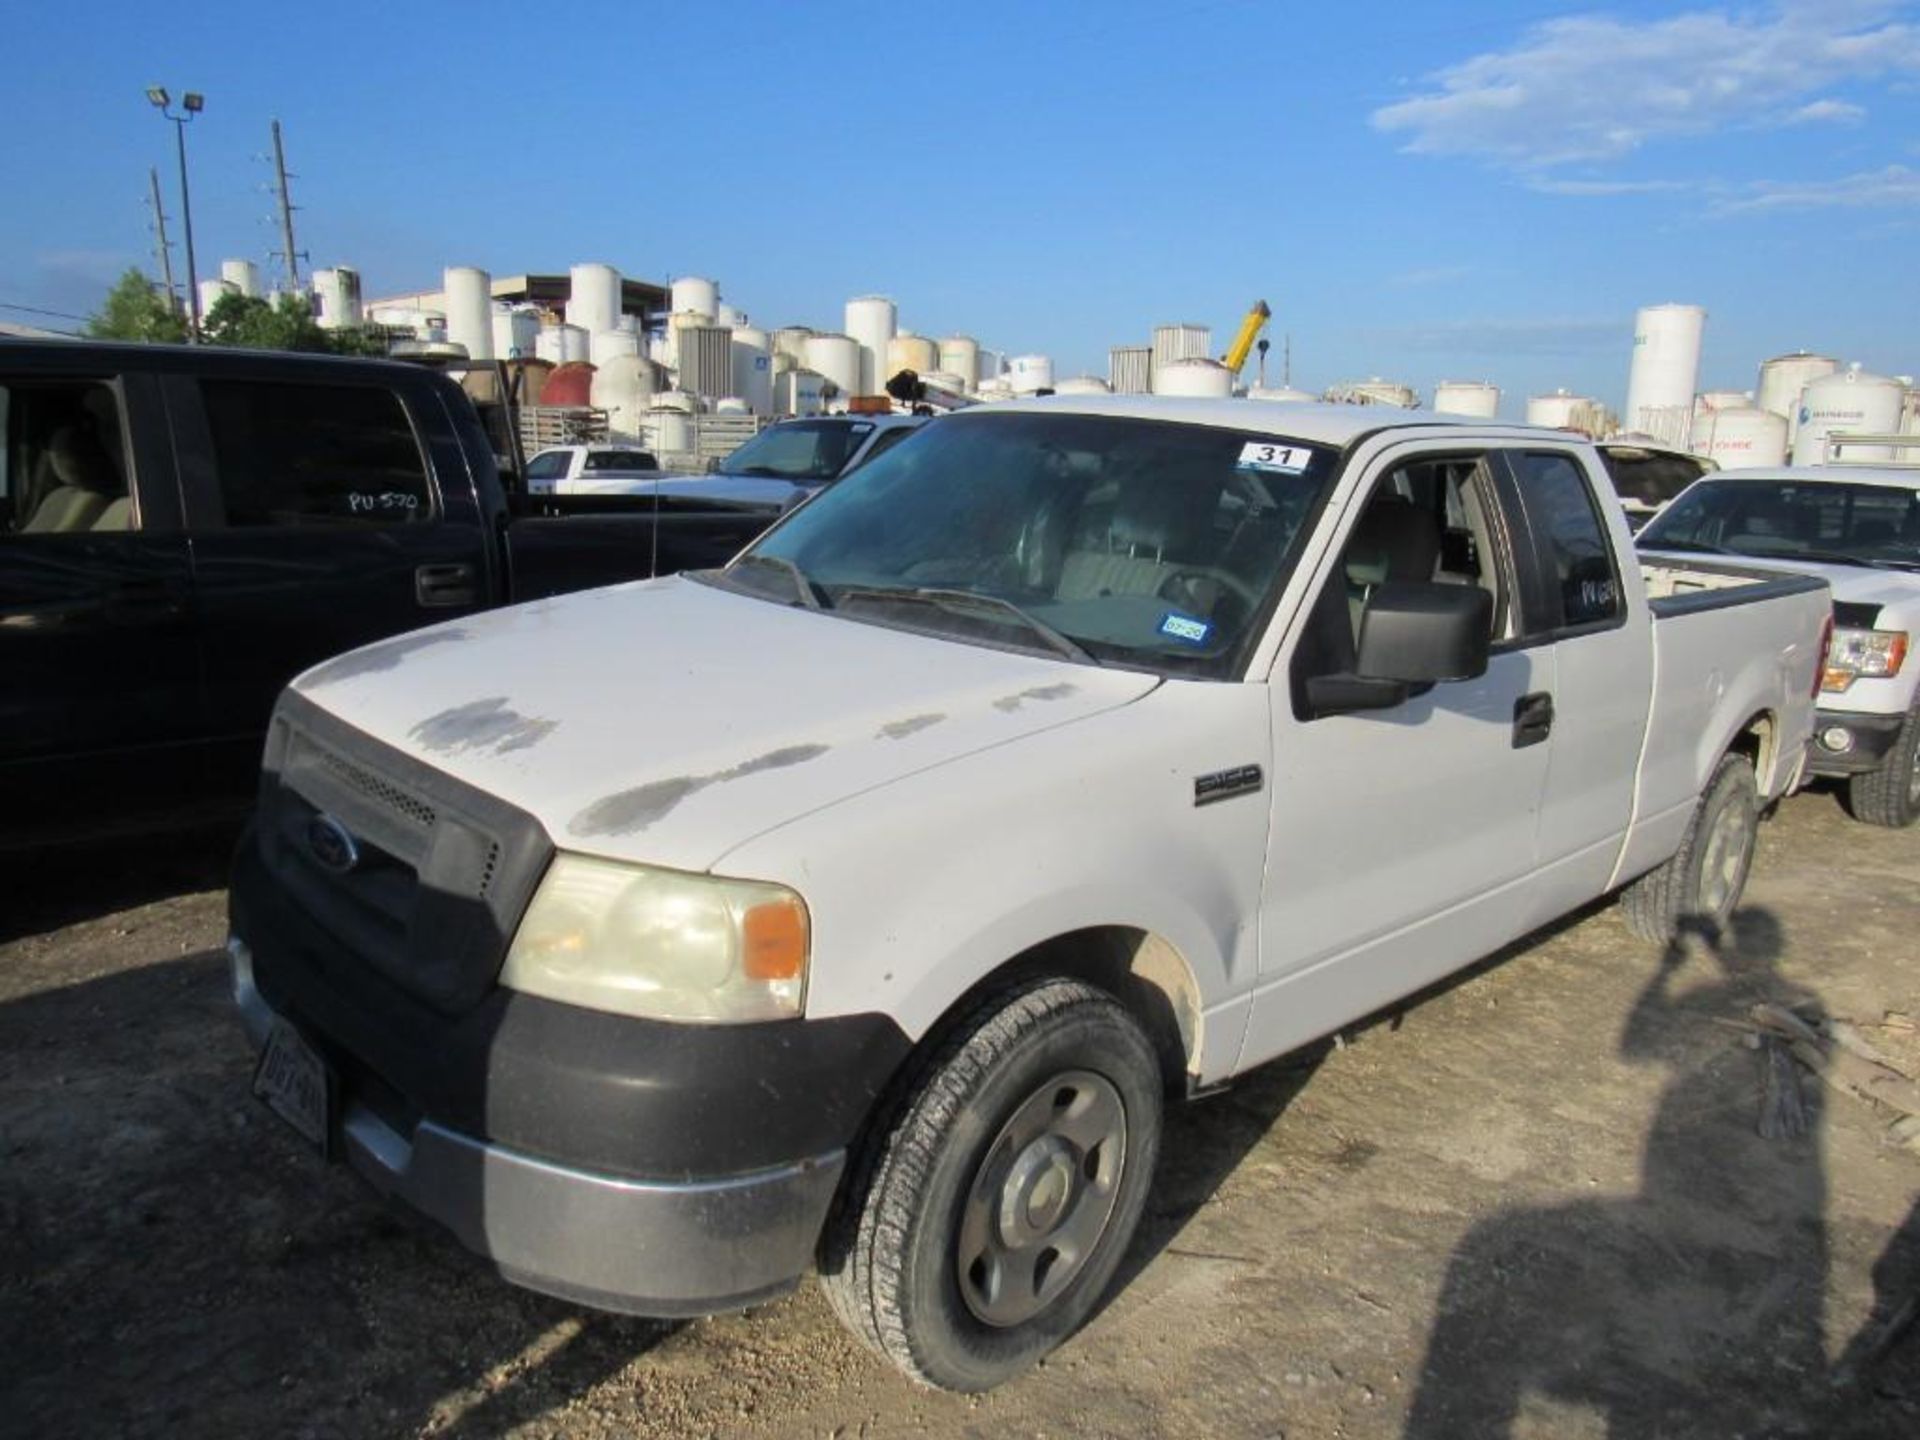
left=2, top=0, right=1917, bottom=418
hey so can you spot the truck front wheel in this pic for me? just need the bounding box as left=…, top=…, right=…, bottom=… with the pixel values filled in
left=819, top=977, right=1163, bottom=1392
left=1845, top=703, right=1920, bottom=828
left=1621, top=752, right=1759, bottom=943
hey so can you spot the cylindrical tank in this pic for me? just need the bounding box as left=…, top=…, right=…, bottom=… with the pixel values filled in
left=922, top=370, right=970, bottom=393
left=568, top=263, right=622, bottom=337
left=198, top=278, right=238, bottom=316
left=1695, top=388, right=1751, bottom=413
left=535, top=323, right=591, bottom=366
left=1154, top=357, right=1233, bottom=398
left=1903, top=384, right=1920, bottom=436
left=1054, top=376, right=1112, bottom=396
left=939, top=335, right=980, bottom=389
left=541, top=362, right=597, bottom=408
left=713, top=397, right=750, bottom=415
left=1152, top=324, right=1212, bottom=376
left=219, top=258, right=260, bottom=298
left=773, top=327, right=815, bottom=367
left=978, top=349, right=1007, bottom=383
left=443, top=267, right=494, bottom=361
left=647, top=406, right=695, bottom=456
left=1331, top=377, right=1419, bottom=407
left=1247, top=386, right=1317, bottom=403
left=1757, top=351, right=1841, bottom=445
left=803, top=332, right=862, bottom=399
left=975, top=379, right=1017, bottom=403
left=677, top=325, right=734, bottom=401
left=777, top=369, right=828, bottom=417
left=1109, top=346, right=1153, bottom=395
left=845, top=295, right=897, bottom=396
left=716, top=302, right=747, bottom=328
left=590, top=329, right=641, bottom=364
left=1527, top=389, right=1602, bottom=433
left=670, top=277, right=719, bottom=322
left=1008, top=354, right=1055, bottom=394
left=731, top=324, right=774, bottom=415
left=1432, top=380, right=1501, bottom=419
left=1792, top=365, right=1909, bottom=464
left=888, top=335, right=940, bottom=380
left=1624, top=303, right=1705, bottom=446
left=1692, top=407, right=1788, bottom=470
left=311, top=267, right=362, bottom=329
left=592, top=355, right=657, bottom=442
left=490, top=303, right=539, bottom=360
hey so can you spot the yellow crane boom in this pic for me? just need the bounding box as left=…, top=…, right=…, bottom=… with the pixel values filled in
left=1222, top=300, right=1272, bottom=378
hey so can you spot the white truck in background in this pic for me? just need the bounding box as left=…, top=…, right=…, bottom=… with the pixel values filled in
left=228, top=398, right=1831, bottom=1392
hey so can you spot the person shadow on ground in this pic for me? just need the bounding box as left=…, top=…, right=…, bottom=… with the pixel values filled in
left=1403, top=908, right=1847, bottom=1437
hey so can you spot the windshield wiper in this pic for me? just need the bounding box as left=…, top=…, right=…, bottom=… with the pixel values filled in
left=727, top=552, right=825, bottom=610
left=835, top=586, right=1095, bottom=664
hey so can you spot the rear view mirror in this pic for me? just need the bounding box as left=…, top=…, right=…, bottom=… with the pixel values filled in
left=1356, top=581, right=1491, bottom=684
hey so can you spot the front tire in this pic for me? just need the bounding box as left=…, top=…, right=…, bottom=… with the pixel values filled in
left=819, top=977, right=1163, bottom=1392
left=1621, top=752, right=1759, bottom=943
left=1845, top=703, right=1920, bottom=828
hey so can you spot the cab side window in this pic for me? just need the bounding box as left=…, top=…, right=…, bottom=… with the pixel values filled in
left=0, top=380, right=132, bottom=536
left=1510, top=451, right=1623, bottom=633
left=202, top=380, right=432, bottom=527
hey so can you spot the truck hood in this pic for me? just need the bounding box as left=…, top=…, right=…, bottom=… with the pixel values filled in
left=291, top=576, right=1159, bottom=872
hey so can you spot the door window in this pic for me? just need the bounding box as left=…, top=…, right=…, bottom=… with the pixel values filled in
left=0, top=379, right=132, bottom=535
left=524, top=450, right=572, bottom=482
left=201, top=380, right=432, bottom=527
left=584, top=449, right=658, bottom=472
left=1510, top=451, right=1623, bottom=635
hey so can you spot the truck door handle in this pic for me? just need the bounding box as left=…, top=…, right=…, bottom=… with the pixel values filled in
left=105, top=576, right=189, bottom=621
left=1512, top=692, right=1554, bottom=749
left=415, top=562, right=478, bottom=608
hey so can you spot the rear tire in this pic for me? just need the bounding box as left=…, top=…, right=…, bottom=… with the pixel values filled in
left=1845, top=703, right=1920, bottom=828
left=819, top=977, right=1163, bottom=1392
left=1621, top=752, right=1758, bottom=943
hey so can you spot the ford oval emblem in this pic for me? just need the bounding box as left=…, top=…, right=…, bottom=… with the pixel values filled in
left=305, top=813, right=360, bottom=874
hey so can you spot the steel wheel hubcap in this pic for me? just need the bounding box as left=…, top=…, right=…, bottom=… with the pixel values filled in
left=1700, top=799, right=1750, bottom=913
left=956, top=1070, right=1127, bottom=1328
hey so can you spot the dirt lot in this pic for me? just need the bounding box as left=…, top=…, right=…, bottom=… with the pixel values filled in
left=2, top=789, right=1917, bottom=1439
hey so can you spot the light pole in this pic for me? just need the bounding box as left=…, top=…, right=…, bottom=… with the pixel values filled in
left=146, top=87, right=204, bottom=341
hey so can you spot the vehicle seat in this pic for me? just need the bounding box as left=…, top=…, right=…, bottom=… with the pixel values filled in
left=91, top=496, right=132, bottom=531
left=1056, top=477, right=1188, bottom=600
left=1344, top=496, right=1441, bottom=634
left=1852, top=518, right=1896, bottom=546
left=20, top=426, right=121, bottom=534
left=1727, top=498, right=1802, bottom=548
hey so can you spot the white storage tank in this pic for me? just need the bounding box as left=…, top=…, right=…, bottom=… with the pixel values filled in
left=1247, top=386, right=1317, bottom=403
left=922, top=370, right=971, bottom=393
left=677, top=325, right=734, bottom=402
left=976, top=378, right=1017, bottom=403
left=978, top=349, right=1007, bottom=383
left=888, top=335, right=941, bottom=379
left=591, top=329, right=641, bottom=364
left=491, top=303, right=539, bottom=360
left=198, top=278, right=238, bottom=316
left=1903, top=384, right=1920, bottom=436
left=1757, top=351, right=1840, bottom=443
left=1692, top=407, right=1789, bottom=470
left=535, top=323, right=590, bottom=366
left=1624, top=302, right=1705, bottom=446
left=311, top=267, right=362, bottom=329
left=845, top=295, right=897, bottom=396
left=647, top=406, right=695, bottom=456
left=773, top=327, right=815, bottom=367
left=1696, top=388, right=1751, bottom=413
left=939, top=335, right=980, bottom=389
left=1008, top=354, right=1055, bottom=394
left=1331, top=377, right=1419, bottom=408
left=1109, top=346, right=1152, bottom=395
left=804, top=332, right=862, bottom=399
left=1154, top=357, right=1233, bottom=398
left=1433, top=380, right=1500, bottom=419
left=713, top=397, right=750, bottom=415
left=777, top=369, right=828, bottom=417
left=1791, top=364, right=1909, bottom=464
left=1527, top=389, right=1601, bottom=433
left=1152, top=324, right=1212, bottom=375
left=671, top=277, right=719, bottom=322
left=444, top=267, right=494, bottom=361
left=592, top=355, right=656, bottom=442
left=1054, top=376, right=1113, bottom=396
left=716, top=302, right=747, bottom=328
left=568, top=263, right=622, bottom=337
left=219, top=258, right=260, bottom=298
left=731, top=324, right=774, bottom=415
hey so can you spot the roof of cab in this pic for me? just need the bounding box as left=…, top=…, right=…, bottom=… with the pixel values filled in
left=973, top=393, right=1575, bottom=449
left=1695, top=464, right=1920, bottom=492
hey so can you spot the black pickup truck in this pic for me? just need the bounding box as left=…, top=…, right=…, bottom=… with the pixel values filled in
left=0, top=339, right=785, bottom=849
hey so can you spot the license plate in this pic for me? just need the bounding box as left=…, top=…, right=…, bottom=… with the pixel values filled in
left=253, top=1021, right=331, bottom=1154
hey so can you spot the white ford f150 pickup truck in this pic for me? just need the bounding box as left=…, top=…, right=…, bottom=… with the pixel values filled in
left=229, top=398, right=1831, bottom=1391
left=1639, top=463, right=1920, bottom=825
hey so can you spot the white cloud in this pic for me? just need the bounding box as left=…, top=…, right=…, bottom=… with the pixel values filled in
left=1785, top=98, right=1868, bottom=125
left=1714, top=164, right=1920, bottom=212
left=1372, top=2, right=1919, bottom=168
left=1525, top=178, right=1693, bottom=196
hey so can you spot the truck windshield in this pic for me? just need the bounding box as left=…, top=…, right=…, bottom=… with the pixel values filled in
left=1640, top=478, right=1920, bottom=571
left=714, top=411, right=1339, bottom=678
left=720, top=421, right=874, bottom=481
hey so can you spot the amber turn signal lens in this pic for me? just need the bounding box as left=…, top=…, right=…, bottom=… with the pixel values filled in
left=742, top=898, right=809, bottom=981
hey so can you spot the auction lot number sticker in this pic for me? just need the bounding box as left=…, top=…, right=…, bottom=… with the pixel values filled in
left=1237, top=441, right=1311, bottom=473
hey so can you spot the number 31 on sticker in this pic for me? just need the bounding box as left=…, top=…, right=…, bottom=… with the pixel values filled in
left=1237, top=441, right=1311, bottom=473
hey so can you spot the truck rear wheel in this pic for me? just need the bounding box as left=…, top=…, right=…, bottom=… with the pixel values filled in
left=819, top=977, right=1163, bottom=1392
left=1845, top=703, right=1920, bottom=828
left=1621, top=752, right=1758, bottom=943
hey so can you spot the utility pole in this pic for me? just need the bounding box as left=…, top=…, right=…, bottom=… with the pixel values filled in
left=270, top=119, right=303, bottom=290
left=147, top=166, right=179, bottom=316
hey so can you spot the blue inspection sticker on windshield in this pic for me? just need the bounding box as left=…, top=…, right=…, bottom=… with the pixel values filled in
left=1236, top=441, right=1312, bottom=473
left=1159, top=612, right=1212, bottom=645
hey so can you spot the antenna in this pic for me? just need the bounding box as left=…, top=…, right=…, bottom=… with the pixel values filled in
left=147, top=167, right=180, bottom=315
left=1283, top=333, right=1292, bottom=387
left=270, top=119, right=305, bottom=290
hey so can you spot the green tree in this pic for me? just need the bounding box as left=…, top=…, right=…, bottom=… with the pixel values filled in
left=86, top=267, right=188, bottom=343
left=200, top=291, right=386, bottom=356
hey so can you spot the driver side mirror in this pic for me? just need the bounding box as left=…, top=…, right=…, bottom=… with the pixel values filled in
left=1305, top=581, right=1493, bottom=718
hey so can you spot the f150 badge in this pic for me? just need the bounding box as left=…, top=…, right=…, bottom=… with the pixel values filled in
left=1194, top=765, right=1263, bottom=807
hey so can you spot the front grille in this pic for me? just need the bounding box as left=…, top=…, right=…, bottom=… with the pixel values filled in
left=257, top=690, right=553, bottom=1014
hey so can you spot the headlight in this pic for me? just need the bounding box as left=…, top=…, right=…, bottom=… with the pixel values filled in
left=501, top=853, right=808, bottom=1022
left=1822, top=627, right=1909, bottom=693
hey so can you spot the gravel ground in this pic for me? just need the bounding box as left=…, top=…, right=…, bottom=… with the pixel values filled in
left=2, top=789, right=1916, bottom=1439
